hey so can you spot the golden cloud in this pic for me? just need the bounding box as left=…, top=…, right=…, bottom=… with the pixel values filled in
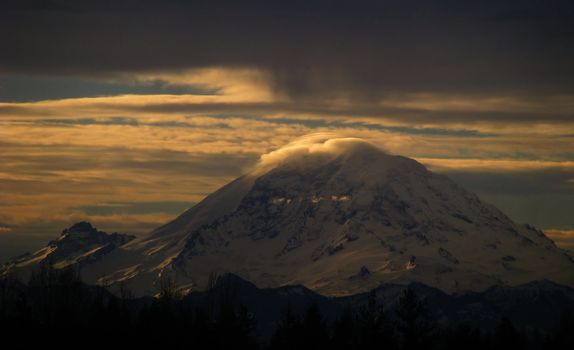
left=545, top=229, right=574, bottom=251
left=417, top=158, right=574, bottom=172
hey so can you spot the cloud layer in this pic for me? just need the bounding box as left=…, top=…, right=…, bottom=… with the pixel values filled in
left=2, top=0, right=574, bottom=101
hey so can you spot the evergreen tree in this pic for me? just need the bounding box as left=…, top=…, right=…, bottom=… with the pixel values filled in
left=396, top=288, right=432, bottom=350
left=301, top=303, right=329, bottom=348
left=357, top=290, right=394, bottom=349
left=444, top=324, right=483, bottom=350
left=331, top=308, right=357, bottom=350
left=270, top=304, right=303, bottom=350
left=492, top=317, right=525, bottom=349
left=552, top=308, right=574, bottom=348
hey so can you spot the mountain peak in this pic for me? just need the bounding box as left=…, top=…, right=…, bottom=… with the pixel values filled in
left=110, top=136, right=572, bottom=296
left=1, top=222, right=135, bottom=280
left=126, top=136, right=572, bottom=296
left=3, top=136, right=573, bottom=297
left=61, top=221, right=97, bottom=237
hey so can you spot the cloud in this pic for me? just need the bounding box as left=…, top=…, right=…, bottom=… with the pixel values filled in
left=2, top=90, right=574, bottom=135
left=0, top=75, right=218, bottom=102
left=418, top=158, right=574, bottom=173
left=78, top=201, right=195, bottom=216
left=545, top=229, right=574, bottom=251
left=441, top=168, right=574, bottom=230
left=256, top=134, right=383, bottom=172
left=1, top=0, right=574, bottom=101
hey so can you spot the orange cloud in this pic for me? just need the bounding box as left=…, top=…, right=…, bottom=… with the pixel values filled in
left=545, top=229, right=574, bottom=251
left=417, top=158, right=574, bottom=172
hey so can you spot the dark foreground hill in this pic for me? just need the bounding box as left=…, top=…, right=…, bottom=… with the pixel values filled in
left=1, top=270, right=573, bottom=349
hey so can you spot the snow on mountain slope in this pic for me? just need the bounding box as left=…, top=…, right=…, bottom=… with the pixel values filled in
left=3, top=136, right=574, bottom=296
left=0, top=222, right=134, bottom=280
left=150, top=137, right=574, bottom=296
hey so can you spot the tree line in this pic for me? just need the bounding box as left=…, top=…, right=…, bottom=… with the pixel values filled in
left=0, top=266, right=573, bottom=349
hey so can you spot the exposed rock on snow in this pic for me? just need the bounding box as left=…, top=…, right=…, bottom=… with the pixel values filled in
left=1, top=222, right=134, bottom=279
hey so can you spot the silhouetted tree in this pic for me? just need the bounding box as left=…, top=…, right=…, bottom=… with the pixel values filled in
left=270, top=304, right=304, bottom=350
left=331, top=308, right=357, bottom=350
left=491, top=317, right=525, bottom=350
left=2, top=270, right=574, bottom=350
left=396, top=288, right=432, bottom=350
left=552, top=308, right=574, bottom=348
left=157, top=273, right=181, bottom=300
left=356, top=290, right=394, bottom=349
left=444, top=324, right=483, bottom=350
left=301, top=303, right=329, bottom=348
left=214, top=303, right=257, bottom=349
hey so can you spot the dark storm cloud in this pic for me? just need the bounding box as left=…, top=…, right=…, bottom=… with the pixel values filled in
left=2, top=0, right=574, bottom=99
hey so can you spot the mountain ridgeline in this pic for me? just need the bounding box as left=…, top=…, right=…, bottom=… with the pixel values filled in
left=0, top=221, right=134, bottom=278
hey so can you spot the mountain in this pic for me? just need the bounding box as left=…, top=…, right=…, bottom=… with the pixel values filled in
left=0, top=222, right=134, bottom=280
left=183, top=273, right=574, bottom=336
left=2, top=136, right=574, bottom=296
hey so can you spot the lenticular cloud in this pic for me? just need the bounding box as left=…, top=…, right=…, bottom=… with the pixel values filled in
left=256, top=133, right=384, bottom=173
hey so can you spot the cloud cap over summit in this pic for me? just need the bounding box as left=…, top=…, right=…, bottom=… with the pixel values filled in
left=256, top=134, right=385, bottom=173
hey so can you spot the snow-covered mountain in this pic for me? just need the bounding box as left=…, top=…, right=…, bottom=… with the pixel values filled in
left=3, top=136, right=574, bottom=296
left=0, top=222, right=134, bottom=279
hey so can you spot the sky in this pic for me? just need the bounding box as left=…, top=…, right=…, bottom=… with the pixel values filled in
left=1, top=0, right=574, bottom=260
